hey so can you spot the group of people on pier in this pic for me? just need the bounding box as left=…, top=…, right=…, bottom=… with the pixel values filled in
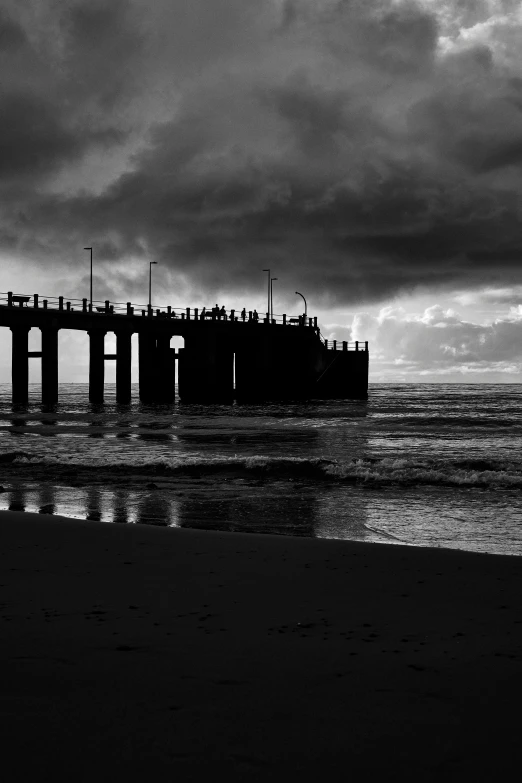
left=201, top=305, right=260, bottom=322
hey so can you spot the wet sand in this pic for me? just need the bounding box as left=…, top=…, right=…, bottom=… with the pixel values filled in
left=1, top=510, right=521, bottom=781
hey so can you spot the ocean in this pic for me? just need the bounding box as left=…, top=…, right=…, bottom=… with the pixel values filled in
left=1, top=383, right=521, bottom=556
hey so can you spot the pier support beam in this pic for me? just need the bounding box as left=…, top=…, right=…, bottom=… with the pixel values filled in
left=115, top=331, right=132, bottom=404
left=10, top=326, right=30, bottom=404
left=178, top=335, right=234, bottom=402
left=88, top=331, right=105, bottom=403
left=41, top=327, right=59, bottom=405
left=139, top=332, right=156, bottom=403
left=156, top=335, right=175, bottom=403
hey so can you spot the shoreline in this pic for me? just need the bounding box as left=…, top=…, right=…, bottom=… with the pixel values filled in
left=1, top=504, right=520, bottom=557
left=2, top=509, right=522, bottom=780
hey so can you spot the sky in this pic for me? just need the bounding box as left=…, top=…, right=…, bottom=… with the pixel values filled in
left=1, top=0, right=522, bottom=383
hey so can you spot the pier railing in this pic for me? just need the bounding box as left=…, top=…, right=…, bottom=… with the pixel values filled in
left=0, top=291, right=368, bottom=350
left=321, top=338, right=368, bottom=352
left=0, top=291, right=315, bottom=327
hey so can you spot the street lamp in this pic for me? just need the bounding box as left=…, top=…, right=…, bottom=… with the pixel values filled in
left=295, top=291, right=307, bottom=320
left=262, top=269, right=270, bottom=319
left=270, top=278, right=277, bottom=322
left=84, top=247, right=93, bottom=312
left=149, top=261, right=158, bottom=308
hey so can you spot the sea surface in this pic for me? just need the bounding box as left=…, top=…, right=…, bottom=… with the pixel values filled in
left=0, top=383, right=521, bottom=555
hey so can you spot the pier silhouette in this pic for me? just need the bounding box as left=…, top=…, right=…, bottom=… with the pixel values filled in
left=0, top=291, right=368, bottom=404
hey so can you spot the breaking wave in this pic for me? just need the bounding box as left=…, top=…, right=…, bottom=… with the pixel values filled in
left=2, top=451, right=522, bottom=489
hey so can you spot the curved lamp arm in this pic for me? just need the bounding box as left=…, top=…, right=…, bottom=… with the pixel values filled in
left=295, top=291, right=307, bottom=318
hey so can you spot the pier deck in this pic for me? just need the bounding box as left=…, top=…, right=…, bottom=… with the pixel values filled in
left=0, top=292, right=368, bottom=404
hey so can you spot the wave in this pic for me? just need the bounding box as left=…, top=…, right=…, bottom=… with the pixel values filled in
left=372, top=416, right=522, bottom=429
left=2, top=451, right=522, bottom=489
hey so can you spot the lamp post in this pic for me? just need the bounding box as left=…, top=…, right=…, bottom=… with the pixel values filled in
left=295, top=291, right=307, bottom=320
left=84, top=247, right=93, bottom=312
left=262, top=268, right=270, bottom=319
left=149, top=261, right=158, bottom=308
left=270, top=278, right=277, bottom=322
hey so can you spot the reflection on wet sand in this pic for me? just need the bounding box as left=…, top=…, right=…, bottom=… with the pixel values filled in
left=135, top=491, right=180, bottom=526
left=86, top=488, right=102, bottom=521
left=38, top=485, right=55, bottom=516
left=0, top=479, right=382, bottom=543
left=313, top=486, right=386, bottom=543
left=113, top=490, right=130, bottom=524
left=174, top=481, right=319, bottom=536
left=8, top=486, right=26, bottom=512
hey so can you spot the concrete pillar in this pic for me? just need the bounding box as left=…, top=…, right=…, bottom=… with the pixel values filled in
left=88, top=331, right=105, bottom=403
left=234, top=331, right=275, bottom=401
left=10, top=326, right=29, bottom=404
left=156, top=334, right=175, bottom=402
left=236, top=328, right=314, bottom=401
left=178, top=334, right=233, bottom=402
left=41, top=327, right=59, bottom=405
left=234, top=346, right=258, bottom=400
left=216, top=345, right=234, bottom=400
left=139, top=332, right=156, bottom=402
left=115, top=331, right=132, bottom=404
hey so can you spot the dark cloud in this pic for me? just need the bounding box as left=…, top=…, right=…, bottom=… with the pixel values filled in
left=0, top=8, right=27, bottom=50
left=0, top=92, right=125, bottom=183
left=2, top=0, right=522, bottom=306
left=0, top=1, right=140, bottom=185
left=59, top=0, right=144, bottom=110
left=408, top=46, right=522, bottom=173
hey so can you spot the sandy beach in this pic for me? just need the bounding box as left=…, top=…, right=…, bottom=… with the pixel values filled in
left=1, top=510, right=521, bottom=781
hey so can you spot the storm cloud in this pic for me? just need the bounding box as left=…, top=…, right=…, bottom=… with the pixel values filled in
left=2, top=0, right=522, bottom=305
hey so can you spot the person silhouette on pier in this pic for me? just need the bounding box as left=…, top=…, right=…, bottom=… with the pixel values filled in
left=241, top=308, right=246, bottom=322
left=253, top=309, right=259, bottom=322
left=220, top=305, right=226, bottom=320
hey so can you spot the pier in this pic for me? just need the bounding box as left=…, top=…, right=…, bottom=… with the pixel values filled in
left=0, top=292, right=368, bottom=404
